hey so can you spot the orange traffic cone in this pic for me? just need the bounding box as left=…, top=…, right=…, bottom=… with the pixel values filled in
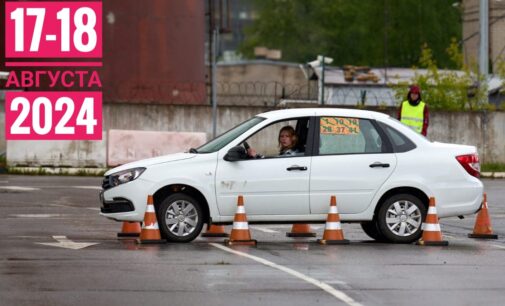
left=317, top=196, right=349, bottom=245
left=117, top=221, right=141, bottom=238
left=224, top=195, right=257, bottom=246
left=136, top=195, right=165, bottom=244
left=202, top=224, right=229, bottom=237
left=468, top=193, right=498, bottom=239
left=286, top=224, right=316, bottom=237
left=416, top=197, right=448, bottom=246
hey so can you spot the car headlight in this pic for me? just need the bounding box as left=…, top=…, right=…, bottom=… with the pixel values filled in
left=109, top=167, right=146, bottom=187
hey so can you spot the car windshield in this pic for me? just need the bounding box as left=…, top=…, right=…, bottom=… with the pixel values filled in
left=197, top=117, right=265, bottom=153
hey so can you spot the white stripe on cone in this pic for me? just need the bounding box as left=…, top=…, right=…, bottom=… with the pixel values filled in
left=421, top=223, right=441, bottom=231
left=146, top=205, right=155, bottom=213
left=233, top=222, right=249, bottom=230
left=427, top=207, right=438, bottom=214
left=236, top=206, right=246, bottom=214
left=143, top=223, right=159, bottom=230
left=329, top=206, right=338, bottom=214
left=325, top=222, right=342, bottom=230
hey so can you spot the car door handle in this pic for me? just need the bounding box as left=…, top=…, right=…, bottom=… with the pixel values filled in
left=286, top=166, right=308, bottom=171
left=369, top=162, right=390, bottom=168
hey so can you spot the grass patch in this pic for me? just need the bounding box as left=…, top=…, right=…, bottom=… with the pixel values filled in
left=6, top=167, right=107, bottom=176
left=481, top=163, right=505, bottom=172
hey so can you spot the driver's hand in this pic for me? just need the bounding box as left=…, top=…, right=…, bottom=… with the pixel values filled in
left=247, top=148, right=257, bottom=157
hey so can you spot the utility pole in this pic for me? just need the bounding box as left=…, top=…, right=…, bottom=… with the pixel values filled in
left=212, top=28, right=218, bottom=138
left=320, top=56, right=325, bottom=105
left=479, top=0, right=489, bottom=104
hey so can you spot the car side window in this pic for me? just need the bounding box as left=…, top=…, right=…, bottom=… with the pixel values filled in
left=244, top=117, right=310, bottom=158
left=378, top=122, right=416, bottom=153
left=318, top=117, right=384, bottom=155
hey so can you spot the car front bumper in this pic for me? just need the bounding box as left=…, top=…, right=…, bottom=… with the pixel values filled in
left=99, top=178, right=153, bottom=222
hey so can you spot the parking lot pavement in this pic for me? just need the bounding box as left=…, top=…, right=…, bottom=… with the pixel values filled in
left=1, top=175, right=505, bottom=306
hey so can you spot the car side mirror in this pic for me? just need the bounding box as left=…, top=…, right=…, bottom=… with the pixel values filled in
left=224, top=146, right=247, bottom=161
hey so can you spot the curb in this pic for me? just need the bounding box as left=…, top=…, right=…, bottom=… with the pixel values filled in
left=481, top=172, right=505, bottom=179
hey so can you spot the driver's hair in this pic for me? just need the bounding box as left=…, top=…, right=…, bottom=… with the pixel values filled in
left=278, top=126, right=298, bottom=150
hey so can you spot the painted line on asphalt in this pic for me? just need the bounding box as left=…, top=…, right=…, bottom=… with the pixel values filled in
left=492, top=244, right=505, bottom=250
left=72, top=186, right=102, bottom=190
left=209, top=243, right=362, bottom=306
left=86, top=207, right=101, bottom=211
left=250, top=226, right=279, bottom=233
left=10, top=214, right=66, bottom=218
left=36, top=235, right=99, bottom=250
left=0, top=186, right=40, bottom=191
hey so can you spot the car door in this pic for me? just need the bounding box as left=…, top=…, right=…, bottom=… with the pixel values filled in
left=309, top=116, right=397, bottom=214
left=215, top=117, right=313, bottom=217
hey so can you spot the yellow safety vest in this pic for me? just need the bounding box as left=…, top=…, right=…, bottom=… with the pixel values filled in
left=400, top=100, right=425, bottom=133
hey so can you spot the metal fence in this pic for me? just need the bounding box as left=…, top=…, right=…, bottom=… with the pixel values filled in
left=104, top=80, right=400, bottom=106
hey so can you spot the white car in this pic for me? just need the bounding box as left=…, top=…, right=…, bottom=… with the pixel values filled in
left=100, top=108, right=483, bottom=243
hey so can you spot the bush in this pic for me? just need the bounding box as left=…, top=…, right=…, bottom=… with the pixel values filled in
left=392, top=39, right=488, bottom=111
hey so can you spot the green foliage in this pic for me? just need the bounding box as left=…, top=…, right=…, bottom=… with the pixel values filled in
left=240, top=0, right=461, bottom=68
left=393, top=39, right=488, bottom=111
left=481, top=163, right=505, bottom=172
left=6, top=167, right=107, bottom=176
left=496, top=59, right=505, bottom=100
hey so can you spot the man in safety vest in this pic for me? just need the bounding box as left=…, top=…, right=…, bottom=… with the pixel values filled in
left=398, top=85, right=429, bottom=136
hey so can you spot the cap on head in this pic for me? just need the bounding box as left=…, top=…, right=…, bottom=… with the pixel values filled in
left=409, top=85, right=421, bottom=94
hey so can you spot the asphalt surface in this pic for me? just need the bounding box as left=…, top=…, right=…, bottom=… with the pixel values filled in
left=1, top=175, right=504, bottom=306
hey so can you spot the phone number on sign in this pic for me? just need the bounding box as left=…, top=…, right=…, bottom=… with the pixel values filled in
left=5, top=92, right=102, bottom=140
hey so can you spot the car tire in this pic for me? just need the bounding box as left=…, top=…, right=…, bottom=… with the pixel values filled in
left=377, top=193, right=426, bottom=244
left=157, top=193, right=204, bottom=243
left=360, top=221, right=387, bottom=242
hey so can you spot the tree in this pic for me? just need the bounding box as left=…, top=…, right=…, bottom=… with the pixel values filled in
left=239, top=0, right=462, bottom=68
left=393, top=39, right=488, bottom=111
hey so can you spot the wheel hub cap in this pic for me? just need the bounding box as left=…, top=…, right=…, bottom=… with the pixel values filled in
left=165, top=200, right=198, bottom=237
left=385, top=200, right=422, bottom=237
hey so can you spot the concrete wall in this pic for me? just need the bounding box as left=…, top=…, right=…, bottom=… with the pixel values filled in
left=216, top=61, right=317, bottom=105
left=1, top=99, right=504, bottom=165
left=107, top=130, right=207, bottom=166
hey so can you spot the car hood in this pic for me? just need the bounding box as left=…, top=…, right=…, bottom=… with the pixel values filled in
left=105, top=153, right=197, bottom=175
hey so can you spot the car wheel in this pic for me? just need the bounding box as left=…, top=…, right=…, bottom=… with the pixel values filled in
left=377, top=193, right=426, bottom=243
left=360, top=221, right=387, bottom=242
left=157, top=193, right=204, bottom=243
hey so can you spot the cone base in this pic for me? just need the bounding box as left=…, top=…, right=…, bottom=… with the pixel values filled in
left=224, top=239, right=257, bottom=246
left=468, top=233, right=498, bottom=239
left=202, top=232, right=230, bottom=237
left=317, top=239, right=350, bottom=245
left=286, top=232, right=316, bottom=238
left=135, top=239, right=166, bottom=244
left=416, top=240, right=449, bottom=246
left=117, top=232, right=140, bottom=238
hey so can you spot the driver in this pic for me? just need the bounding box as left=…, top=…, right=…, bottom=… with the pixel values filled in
left=247, top=125, right=299, bottom=158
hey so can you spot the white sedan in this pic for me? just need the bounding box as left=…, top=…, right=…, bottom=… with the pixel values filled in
left=99, top=108, right=483, bottom=243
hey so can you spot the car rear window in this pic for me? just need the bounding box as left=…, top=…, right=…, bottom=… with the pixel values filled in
left=378, top=122, right=416, bottom=153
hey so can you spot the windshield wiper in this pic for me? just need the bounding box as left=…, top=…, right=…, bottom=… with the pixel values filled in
left=189, top=148, right=198, bottom=154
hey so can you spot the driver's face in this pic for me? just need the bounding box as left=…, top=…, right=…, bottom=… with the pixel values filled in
left=279, top=131, right=293, bottom=148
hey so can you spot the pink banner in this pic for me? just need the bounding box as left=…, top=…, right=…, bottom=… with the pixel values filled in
left=5, top=2, right=102, bottom=58
left=5, top=92, right=102, bottom=140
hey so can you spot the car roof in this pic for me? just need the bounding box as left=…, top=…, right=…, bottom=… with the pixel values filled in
left=256, top=108, right=391, bottom=121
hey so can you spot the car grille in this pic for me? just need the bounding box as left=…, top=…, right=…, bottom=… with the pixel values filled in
left=102, top=175, right=111, bottom=190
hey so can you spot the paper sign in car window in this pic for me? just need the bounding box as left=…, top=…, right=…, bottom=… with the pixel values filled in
left=320, top=117, right=360, bottom=135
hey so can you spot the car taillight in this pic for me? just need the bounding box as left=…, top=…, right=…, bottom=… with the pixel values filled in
left=456, top=154, right=480, bottom=178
